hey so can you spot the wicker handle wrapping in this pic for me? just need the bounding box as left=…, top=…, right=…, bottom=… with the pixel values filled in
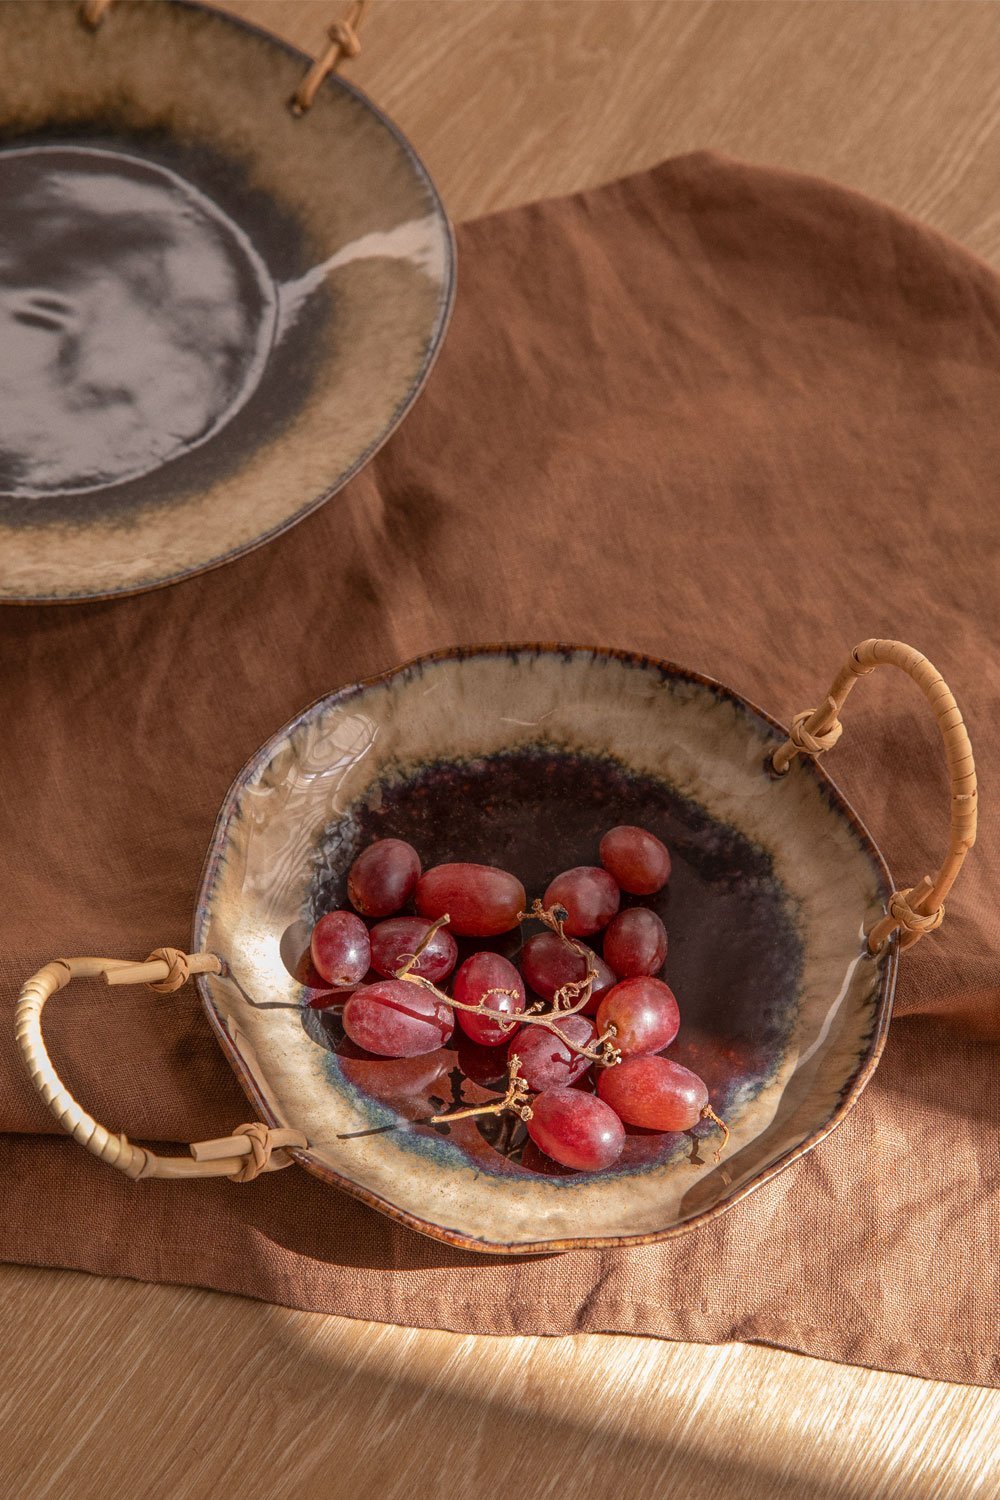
left=15, top=950, right=307, bottom=1181
left=771, top=639, right=977, bottom=954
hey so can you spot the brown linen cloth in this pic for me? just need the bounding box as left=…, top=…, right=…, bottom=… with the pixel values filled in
left=1, top=152, right=997, bottom=1387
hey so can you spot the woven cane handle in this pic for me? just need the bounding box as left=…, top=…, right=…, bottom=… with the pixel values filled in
left=15, top=951, right=307, bottom=1181
left=771, top=639, right=977, bottom=954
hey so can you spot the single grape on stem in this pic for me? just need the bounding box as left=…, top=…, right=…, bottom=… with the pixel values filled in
left=527, top=1087, right=626, bottom=1172
left=347, top=838, right=421, bottom=917
left=543, top=866, right=620, bottom=937
left=310, top=911, right=372, bottom=987
left=596, top=976, right=679, bottom=1057
left=343, top=979, right=454, bottom=1057
left=599, top=825, right=671, bottom=895
left=598, top=1055, right=707, bottom=1130
left=519, top=931, right=616, bottom=1014
left=510, top=1013, right=598, bottom=1090
left=453, top=951, right=526, bottom=1046
left=370, top=916, right=457, bottom=983
left=416, top=863, right=526, bottom=936
left=603, top=907, right=667, bottom=978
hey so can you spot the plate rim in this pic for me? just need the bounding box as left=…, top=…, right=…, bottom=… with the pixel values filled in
left=193, top=642, right=899, bottom=1255
left=0, top=0, right=457, bottom=605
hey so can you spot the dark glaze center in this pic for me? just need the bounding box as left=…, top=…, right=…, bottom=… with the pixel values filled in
left=303, top=746, right=802, bottom=1178
left=0, top=145, right=275, bottom=497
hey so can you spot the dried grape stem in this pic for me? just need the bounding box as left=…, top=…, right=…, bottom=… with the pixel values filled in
left=590, top=1025, right=622, bottom=1067
left=398, top=971, right=616, bottom=1062
left=394, top=913, right=451, bottom=978
left=515, top=900, right=599, bottom=1019
left=392, top=905, right=621, bottom=1066
left=476, top=985, right=522, bottom=1035
left=701, top=1105, right=730, bottom=1162
left=427, top=1054, right=534, bottom=1124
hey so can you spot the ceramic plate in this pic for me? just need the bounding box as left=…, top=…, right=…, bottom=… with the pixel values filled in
left=0, top=0, right=454, bottom=602
left=193, top=646, right=898, bottom=1254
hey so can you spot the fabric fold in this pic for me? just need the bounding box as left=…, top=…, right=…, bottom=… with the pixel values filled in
left=1, top=151, right=997, bottom=1387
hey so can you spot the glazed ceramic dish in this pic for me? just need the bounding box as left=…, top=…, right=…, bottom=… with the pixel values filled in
left=191, top=644, right=900, bottom=1252
left=17, top=640, right=975, bottom=1252
left=0, top=0, right=454, bottom=602
left=16, top=638, right=978, bottom=1252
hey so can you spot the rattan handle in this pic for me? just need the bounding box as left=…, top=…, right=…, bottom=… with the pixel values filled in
left=15, top=949, right=308, bottom=1180
left=771, top=639, right=977, bottom=954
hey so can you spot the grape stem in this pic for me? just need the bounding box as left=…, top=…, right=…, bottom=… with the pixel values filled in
left=701, top=1105, right=730, bottom=1162
left=394, top=913, right=453, bottom=979
left=515, top=900, right=596, bottom=1016
left=393, top=903, right=621, bottom=1068
left=427, top=1053, right=534, bottom=1124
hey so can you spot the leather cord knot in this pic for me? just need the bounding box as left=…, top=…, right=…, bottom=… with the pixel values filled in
left=227, top=1123, right=306, bottom=1183
left=144, top=947, right=191, bottom=993
left=292, top=1, right=369, bottom=113
left=326, top=18, right=362, bottom=59
left=888, top=886, right=945, bottom=938
left=787, top=708, right=843, bottom=758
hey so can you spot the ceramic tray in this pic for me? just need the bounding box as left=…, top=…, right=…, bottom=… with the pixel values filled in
left=0, top=0, right=454, bottom=602
left=16, top=638, right=976, bottom=1253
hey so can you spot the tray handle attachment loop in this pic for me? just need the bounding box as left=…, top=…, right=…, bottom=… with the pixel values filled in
left=80, top=0, right=112, bottom=28
left=79, top=0, right=371, bottom=112
left=292, top=0, right=372, bottom=115
left=15, top=949, right=309, bottom=1181
left=770, top=638, right=977, bottom=955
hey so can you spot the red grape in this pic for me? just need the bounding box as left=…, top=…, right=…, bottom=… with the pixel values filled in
left=310, top=911, right=371, bottom=987
left=603, top=907, right=668, bottom=978
left=519, top=1137, right=574, bottom=1176
left=343, top=979, right=453, bottom=1057
left=599, top=825, right=671, bottom=895
left=369, top=916, right=457, bottom=983
left=453, top=951, right=526, bottom=1046
left=416, top=863, right=526, bottom=936
left=347, top=838, right=421, bottom=917
left=518, top=931, right=616, bottom=1015
left=510, top=1013, right=596, bottom=1090
left=337, top=1050, right=450, bottom=1113
left=596, top=976, right=679, bottom=1057
left=527, top=1087, right=625, bottom=1171
left=598, top=1055, right=707, bottom=1130
left=543, top=866, right=620, bottom=937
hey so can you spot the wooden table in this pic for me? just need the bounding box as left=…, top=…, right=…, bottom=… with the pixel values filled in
left=4, top=4, right=999, bottom=1495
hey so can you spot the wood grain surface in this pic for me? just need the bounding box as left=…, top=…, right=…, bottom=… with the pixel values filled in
left=4, top=3, right=1000, bottom=1496
left=232, top=0, right=1000, bottom=264
left=0, top=1263, right=997, bottom=1500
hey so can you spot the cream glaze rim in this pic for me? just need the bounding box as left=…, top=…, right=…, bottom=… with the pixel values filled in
left=193, top=644, right=899, bottom=1254
left=0, top=0, right=456, bottom=603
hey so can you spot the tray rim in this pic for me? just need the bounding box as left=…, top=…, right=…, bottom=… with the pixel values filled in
left=193, top=641, right=900, bottom=1254
left=0, top=0, right=457, bottom=605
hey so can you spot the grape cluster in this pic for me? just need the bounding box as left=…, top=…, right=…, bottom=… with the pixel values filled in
left=307, top=827, right=727, bottom=1174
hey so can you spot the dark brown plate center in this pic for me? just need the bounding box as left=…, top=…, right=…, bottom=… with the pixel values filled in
left=299, top=746, right=803, bottom=1178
